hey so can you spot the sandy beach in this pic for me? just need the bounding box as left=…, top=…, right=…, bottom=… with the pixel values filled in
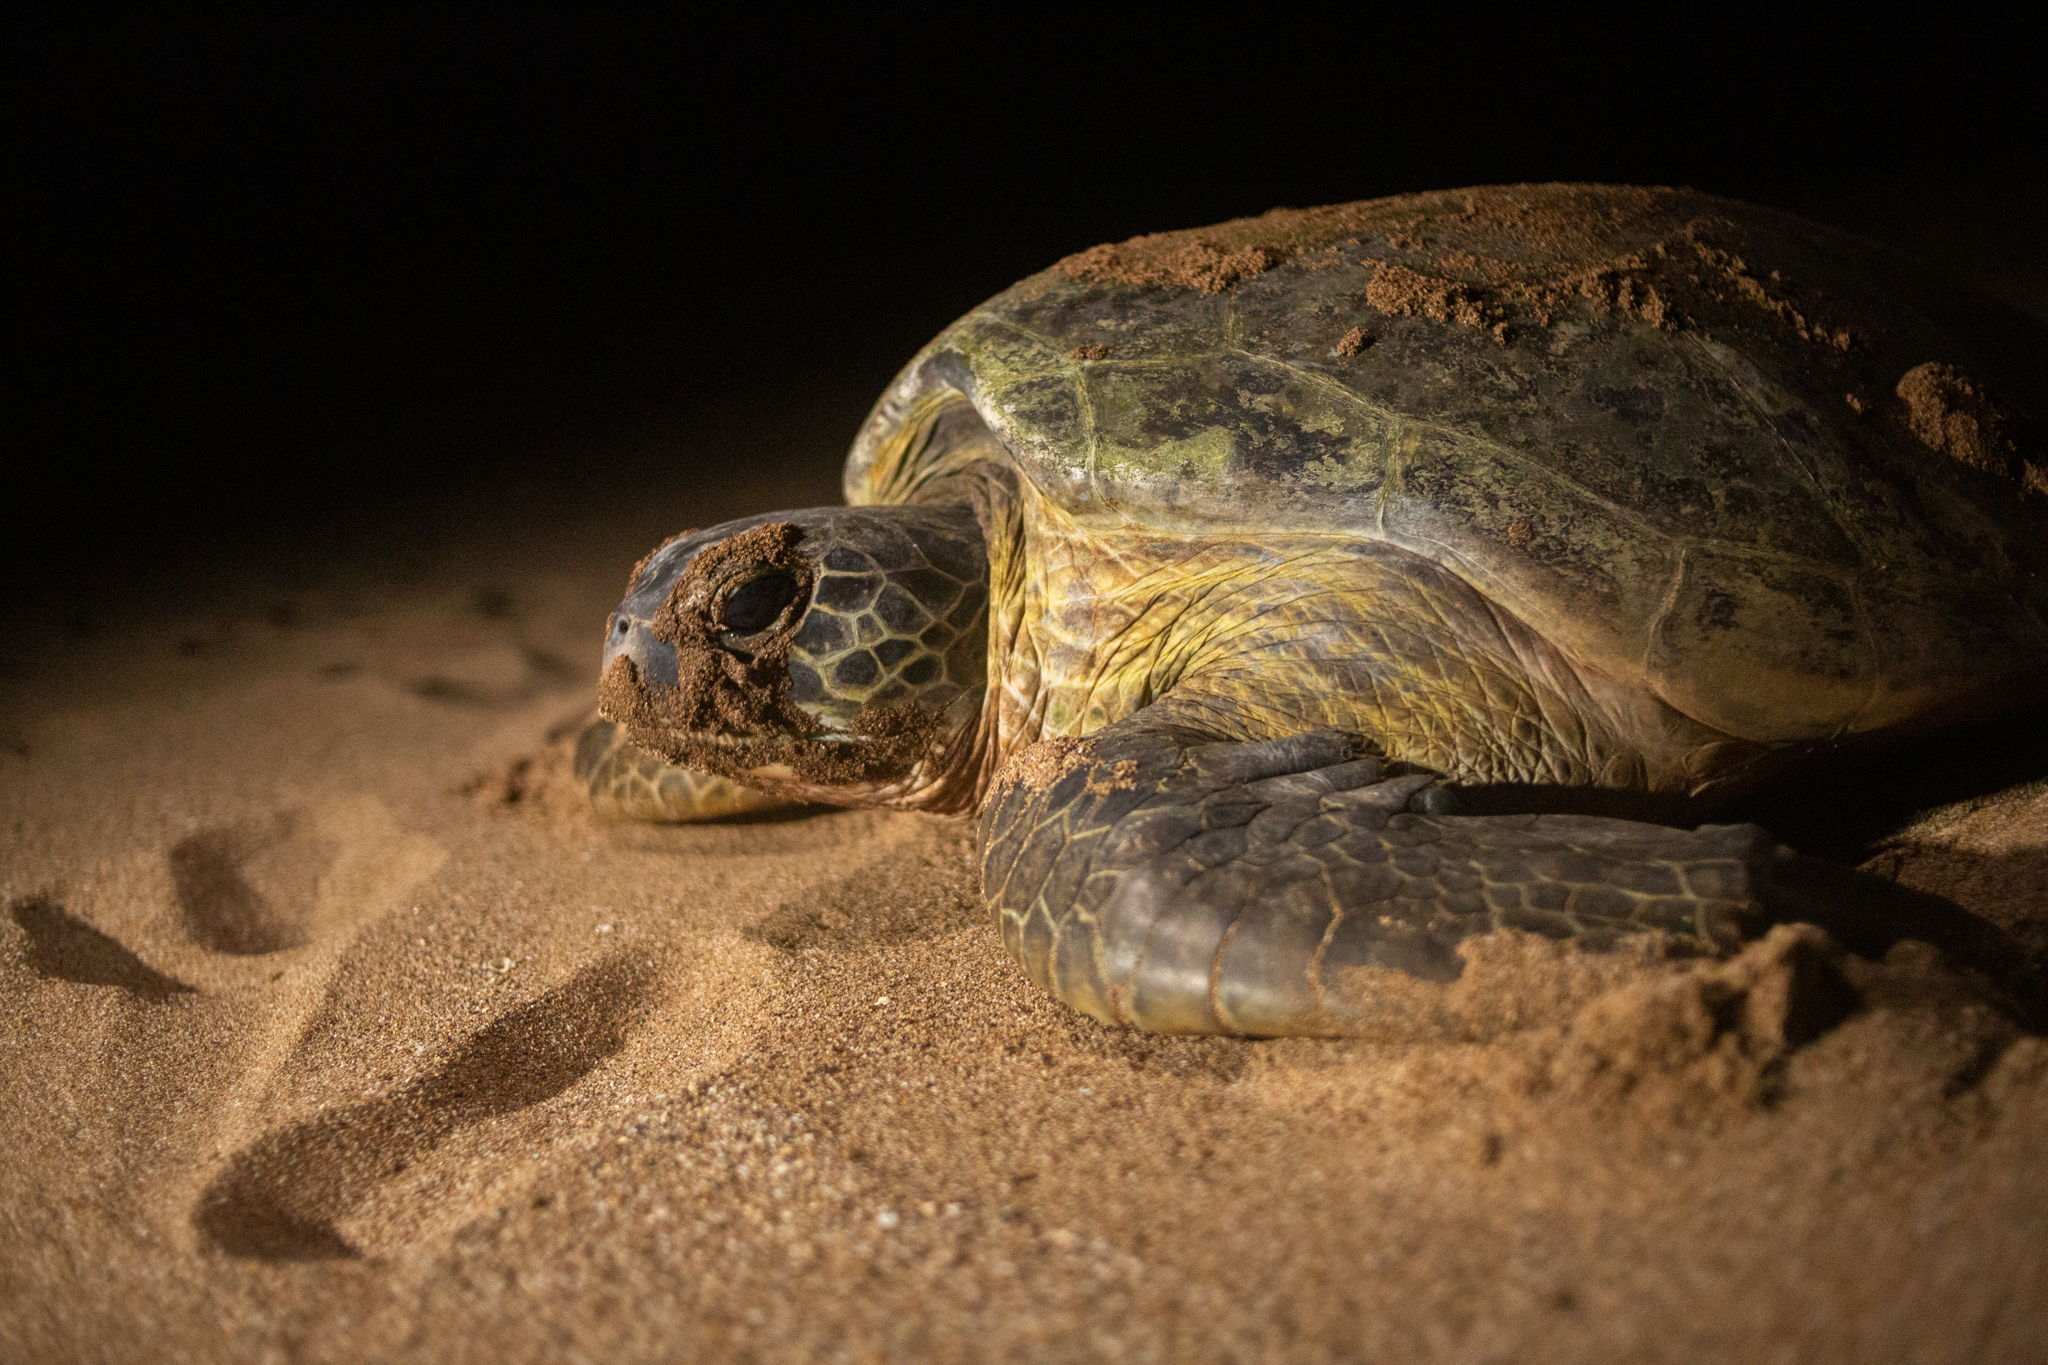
left=12, top=16, right=2048, bottom=1359
left=4, top=453, right=2046, bottom=1365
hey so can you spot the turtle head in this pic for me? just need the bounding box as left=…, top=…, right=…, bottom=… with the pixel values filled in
left=596, top=504, right=989, bottom=809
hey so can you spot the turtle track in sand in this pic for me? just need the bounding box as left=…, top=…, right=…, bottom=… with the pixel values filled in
left=170, top=797, right=447, bottom=957
left=8, top=894, right=195, bottom=999
left=194, top=956, right=657, bottom=1260
left=170, top=813, right=330, bottom=955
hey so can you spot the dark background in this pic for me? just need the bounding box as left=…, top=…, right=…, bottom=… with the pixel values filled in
left=12, top=14, right=2045, bottom=622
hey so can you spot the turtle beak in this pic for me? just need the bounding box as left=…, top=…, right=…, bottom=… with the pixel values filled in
left=600, top=611, right=679, bottom=690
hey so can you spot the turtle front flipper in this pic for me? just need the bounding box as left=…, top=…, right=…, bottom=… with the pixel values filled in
left=979, top=716, right=1790, bottom=1038
left=573, top=718, right=801, bottom=822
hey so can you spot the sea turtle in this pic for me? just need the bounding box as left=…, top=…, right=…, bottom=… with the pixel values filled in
left=582, top=184, right=2048, bottom=1037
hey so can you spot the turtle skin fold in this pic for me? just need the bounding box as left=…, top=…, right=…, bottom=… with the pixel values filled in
left=980, top=718, right=1784, bottom=1037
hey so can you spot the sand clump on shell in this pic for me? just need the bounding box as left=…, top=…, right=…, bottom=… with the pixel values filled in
left=1053, top=183, right=1861, bottom=347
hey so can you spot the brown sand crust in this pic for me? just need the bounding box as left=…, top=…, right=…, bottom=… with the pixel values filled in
left=1364, top=261, right=1492, bottom=329
left=1068, top=343, right=1112, bottom=362
left=599, top=650, right=943, bottom=800
left=989, top=733, right=1093, bottom=799
left=630, top=523, right=966, bottom=802
left=595, top=653, right=669, bottom=740
left=648, top=519, right=817, bottom=739
left=610, top=519, right=873, bottom=790
left=1055, top=183, right=1857, bottom=350
left=1056, top=239, right=1283, bottom=295
left=1083, top=758, right=1140, bottom=797
left=1333, top=324, right=1372, bottom=357
left=851, top=698, right=943, bottom=748
left=597, top=519, right=956, bottom=800
left=6, top=491, right=2048, bottom=1363
left=1895, top=361, right=2024, bottom=473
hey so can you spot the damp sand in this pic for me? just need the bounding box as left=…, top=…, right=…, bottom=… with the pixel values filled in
left=3, top=483, right=2046, bottom=1365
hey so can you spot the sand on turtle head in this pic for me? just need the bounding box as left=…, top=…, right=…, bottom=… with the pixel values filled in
left=596, top=522, right=962, bottom=799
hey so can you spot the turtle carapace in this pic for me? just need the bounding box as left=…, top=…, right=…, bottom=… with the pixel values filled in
left=584, top=184, right=2048, bottom=1037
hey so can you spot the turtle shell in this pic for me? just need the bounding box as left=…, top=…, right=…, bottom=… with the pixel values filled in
left=846, top=185, right=2048, bottom=747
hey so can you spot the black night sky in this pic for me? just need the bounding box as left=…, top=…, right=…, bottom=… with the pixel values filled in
left=12, top=15, right=2044, bottom=631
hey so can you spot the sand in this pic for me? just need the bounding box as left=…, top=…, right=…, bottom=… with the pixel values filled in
left=5, top=475, right=2047, bottom=1364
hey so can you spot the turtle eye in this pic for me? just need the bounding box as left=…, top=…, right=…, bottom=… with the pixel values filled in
left=720, top=571, right=800, bottom=636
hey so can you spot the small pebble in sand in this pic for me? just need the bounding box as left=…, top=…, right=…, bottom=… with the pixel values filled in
left=876, top=1210, right=900, bottom=1229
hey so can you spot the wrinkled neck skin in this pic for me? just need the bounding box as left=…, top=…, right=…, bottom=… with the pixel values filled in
left=983, top=479, right=1769, bottom=802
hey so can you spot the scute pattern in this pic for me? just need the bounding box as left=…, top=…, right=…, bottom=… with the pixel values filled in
left=787, top=526, right=988, bottom=717
left=847, top=185, right=2048, bottom=747
left=575, top=719, right=791, bottom=821
left=981, top=721, right=1774, bottom=1038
